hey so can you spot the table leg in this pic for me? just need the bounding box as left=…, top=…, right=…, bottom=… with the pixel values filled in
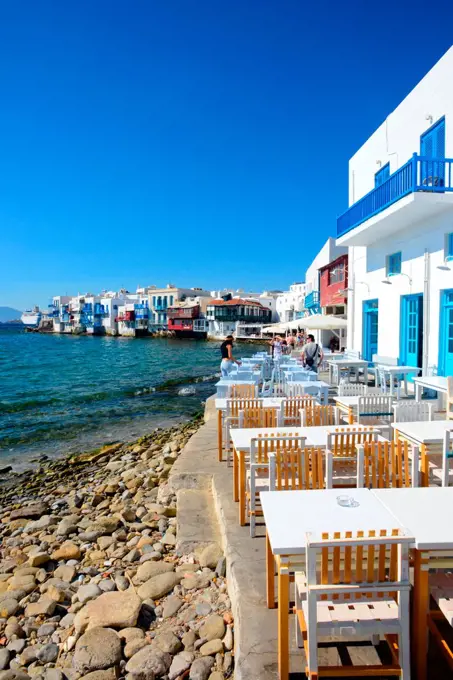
left=233, top=448, right=239, bottom=502
left=239, top=451, right=246, bottom=526
left=217, top=410, right=223, bottom=462
left=413, top=549, right=429, bottom=680
left=278, top=559, right=290, bottom=680
left=266, top=532, right=275, bottom=609
left=420, top=444, right=429, bottom=487
left=415, top=383, right=422, bottom=402
left=348, top=407, right=354, bottom=425
left=404, top=375, right=408, bottom=396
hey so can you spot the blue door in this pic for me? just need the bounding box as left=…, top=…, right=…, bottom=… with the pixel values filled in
left=420, top=117, right=445, bottom=188
left=400, top=294, right=423, bottom=371
left=363, top=300, right=379, bottom=362
left=439, top=289, right=453, bottom=376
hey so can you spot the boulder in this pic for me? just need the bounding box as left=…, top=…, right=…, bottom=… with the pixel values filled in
left=0, top=650, right=10, bottom=672
left=73, top=628, right=121, bottom=673
left=0, top=599, right=19, bottom=618
left=24, top=597, right=56, bottom=617
left=200, top=639, right=223, bottom=656
left=80, top=670, right=118, bottom=680
left=10, top=503, right=48, bottom=520
left=51, top=542, right=81, bottom=561
left=36, top=644, right=59, bottom=664
left=125, top=647, right=171, bottom=679
left=132, top=561, right=174, bottom=585
left=168, top=651, right=194, bottom=680
left=78, top=584, right=102, bottom=604
left=162, top=595, right=183, bottom=619
left=189, top=657, right=214, bottom=680
left=199, top=544, right=223, bottom=569
left=153, top=631, right=182, bottom=655
left=137, top=572, right=181, bottom=600
left=199, top=615, right=225, bottom=642
left=74, top=590, right=141, bottom=633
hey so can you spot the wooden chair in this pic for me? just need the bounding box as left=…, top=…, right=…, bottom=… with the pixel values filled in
left=228, top=383, right=258, bottom=399
left=300, top=404, right=340, bottom=427
left=356, top=440, right=419, bottom=488
left=294, top=529, right=412, bottom=679
left=427, top=551, right=453, bottom=673
left=224, top=398, right=265, bottom=464
left=393, top=401, right=433, bottom=423
left=269, top=446, right=331, bottom=491
left=357, top=395, right=394, bottom=438
left=280, top=396, right=315, bottom=426
left=247, top=435, right=306, bottom=537
left=326, top=427, right=379, bottom=487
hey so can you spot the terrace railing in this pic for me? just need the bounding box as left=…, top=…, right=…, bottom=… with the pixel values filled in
left=337, top=153, right=453, bottom=238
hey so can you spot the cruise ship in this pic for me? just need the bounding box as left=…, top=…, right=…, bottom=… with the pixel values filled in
left=21, top=305, right=43, bottom=327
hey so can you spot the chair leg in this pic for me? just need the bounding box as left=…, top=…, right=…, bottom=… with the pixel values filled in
left=250, top=509, right=256, bottom=538
left=295, top=587, right=303, bottom=648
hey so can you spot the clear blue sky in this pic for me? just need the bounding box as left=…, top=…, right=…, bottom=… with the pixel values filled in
left=1, top=0, right=453, bottom=310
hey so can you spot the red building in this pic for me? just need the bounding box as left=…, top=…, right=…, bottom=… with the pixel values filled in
left=167, top=303, right=205, bottom=337
left=319, top=254, right=348, bottom=313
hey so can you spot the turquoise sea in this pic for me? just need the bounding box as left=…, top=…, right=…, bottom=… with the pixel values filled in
left=0, top=327, right=265, bottom=469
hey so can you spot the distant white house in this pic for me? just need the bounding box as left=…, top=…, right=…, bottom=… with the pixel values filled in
left=276, top=283, right=306, bottom=322
left=337, top=45, right=453, bottom=376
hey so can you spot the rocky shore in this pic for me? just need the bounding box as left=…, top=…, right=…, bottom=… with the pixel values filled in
left=0, top=417, right=233, bottom=680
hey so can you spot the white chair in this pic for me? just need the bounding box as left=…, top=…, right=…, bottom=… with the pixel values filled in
left=247, top=435, right=306, bottom=537
left=393, top=401, right=433, bottom=423
left=378, top=366, right=401, bottom=399
left=338, top=381, right=368, bottom=397
left=260, top=368, right=276, bottom=397
left=357, top=395, right=394, bottom=438
left=285, top=382, right=320, bottom=399
left=294, top=530, right=412, bottom=679
left=440, top=429, right=453, bottom=487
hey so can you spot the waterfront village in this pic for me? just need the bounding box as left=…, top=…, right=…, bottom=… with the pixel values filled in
left=5, top=45, right=453, bottom=680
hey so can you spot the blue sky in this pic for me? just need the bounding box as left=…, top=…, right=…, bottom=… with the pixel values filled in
left=1, top=0, right=453, bottom=310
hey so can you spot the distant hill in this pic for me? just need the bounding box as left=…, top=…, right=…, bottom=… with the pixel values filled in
left=0, top=307, right=23, bottom=323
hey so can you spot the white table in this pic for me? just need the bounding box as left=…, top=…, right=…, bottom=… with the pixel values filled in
left=215, top=378, right=259, bottom=398
left=284, top=380, right=329, bottom=404
left=372, top=487, right=453, bottom=680
left=327, top=359, right=369, bottom=385
left=414, top=375, right=448, bottom=402
left=391, top=419, right=452, bottom=486
left=261, top=488, right=405, bottom=680
left=381, top=365, right=420, bottom=396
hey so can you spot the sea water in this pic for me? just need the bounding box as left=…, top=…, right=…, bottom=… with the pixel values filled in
left=0, top=327, right=266, bottom=468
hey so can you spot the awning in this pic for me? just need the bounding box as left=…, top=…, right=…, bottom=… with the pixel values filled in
left=298, top=314, right=347, bottom=330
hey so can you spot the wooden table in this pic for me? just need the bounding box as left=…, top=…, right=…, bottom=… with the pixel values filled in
left=327, top=359, right=369, bottom=385
left=230, top=424, right=381, bottom=525
left=391, top=420, right=452, bottom=486
left=414, top=375, right=448, bottom=402
left=372, top=487, right=453, bottom=680
left=261, top=488, right=404, bottom=680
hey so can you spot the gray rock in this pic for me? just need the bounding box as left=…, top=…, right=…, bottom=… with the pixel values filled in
left=6, top=641, right=25, bottom=655
left=73, top=628, right=121, bottom=673
left=178, top=605, right=197, bottom=625
left=132, top=562, right=174, bottom=586
left=114, top=575, right=129, bottom=592
left=59, top=613, right=75, bottom=629
left=168, top=651, right=194, bottom=680
left=43, top=669, right=64, bottom=680
left=162, top=595, right=182, bottom=619
left=0, top=599, right=19, bottom=618
left=123, top=638, right=147, bottom=659
left=78, top=584, right=102, bottom=604
left=137, top=573, right=181, bottom=601
left=54, top=565, right=76, bottom=582
left=223, top=652, right=233, bottom=674
left=79, top=670, right=117, bottom=680
left=19, top=646, right=40, bottom=666
left=0, top=650, right=10, bottom=672
left=56, top=515, right=80, bottom=537
left=37, top=623, right=57, bottom=638
left=199, top=544, right=223, bottom=569
left=199, top=615, right=225, bottom=642
left=24, top=598, right=56, bottom=617
left=215, top=558, right=226, bottom=578
left=189, top=657, right=214, bottom=680
left=195, top=602, right=212, bottom=617
left=98, top=580, right=116, bottom=593
left=125, top=647, right=171, bottom=678
left=182, top=631, right=197, bottom=651
left=199, top=639, right=223, bottom=656
left=36, top=644, right=59, bottom=664
left=153, top=632, right=181, bottom=655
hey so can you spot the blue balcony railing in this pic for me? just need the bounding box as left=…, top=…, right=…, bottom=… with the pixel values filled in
left=337, top=153, right=453, bottom=238
left=305, top=291, right=319, bottom=310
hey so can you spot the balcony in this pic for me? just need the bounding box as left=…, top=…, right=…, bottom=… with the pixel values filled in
left=305, top=291, right=320, bottom=313
left=337, top=154, right=453, bottom=246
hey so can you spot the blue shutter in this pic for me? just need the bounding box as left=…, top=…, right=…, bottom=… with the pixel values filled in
left=388, top=252, right=402, bottom=276
left=448, top=233, right=453, bottom=259
left=421, top=118, right=445, bottom=186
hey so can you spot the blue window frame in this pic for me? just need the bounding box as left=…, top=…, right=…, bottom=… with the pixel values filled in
left=446, top=233, right=453, bottom=260
left=387, top=252, right=402, bottom=277
left=420, top=117, right=446, bottom=186
left=375, top=163, right=390, bottom=187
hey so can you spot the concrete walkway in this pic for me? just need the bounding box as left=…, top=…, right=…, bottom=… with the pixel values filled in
left=169, top=397, right=450, bottom=680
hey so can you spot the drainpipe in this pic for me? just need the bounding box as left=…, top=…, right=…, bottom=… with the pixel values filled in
left=349, top=267, right=355, bottom=352
left=422, top=250, right=430, bottom=375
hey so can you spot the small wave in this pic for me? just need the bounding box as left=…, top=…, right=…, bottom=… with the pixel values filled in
left=155, top=372, right=218, bottom=391
left=177, top=387, right=196, bottom=396
left=0, top=397, right=60, bottom=414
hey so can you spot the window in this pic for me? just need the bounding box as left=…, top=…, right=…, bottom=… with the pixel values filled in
left=375, top=163, right=390, bottom=187
left=328, top=262, right=345, bottom=285
left=170, top=295, right=174, bottom=305
left=387, top=252, right=402, bottom=276
left=445, top=233, right=453, bottom=261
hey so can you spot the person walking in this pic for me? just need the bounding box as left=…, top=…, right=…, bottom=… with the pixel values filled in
left=302, top=334, right=323, bottom=372
left=220, top=335, right=240, bottom=377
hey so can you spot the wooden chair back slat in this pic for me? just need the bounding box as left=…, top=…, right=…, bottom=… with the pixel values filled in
left=283, top=396, right=315, bottom=423
left=227, top=398, right=263, bottom=417
left=360, top=440, right=417, bottom=488
left=229, top=384, right=257, bottom=399
left=273, top=447, right=326, bottom=491
left=328, top=427, right=377, bottom=459
left=303, top=404, right=338, bottom=427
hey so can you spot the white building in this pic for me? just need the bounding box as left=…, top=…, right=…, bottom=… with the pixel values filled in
left=276, top=283, right=306, bottom=322
left=304, top=238, right=347, bottom=314
left=337, top=46, right=453, bottom=376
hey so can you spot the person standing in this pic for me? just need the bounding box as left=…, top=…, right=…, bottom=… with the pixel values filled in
left=220, top=335, right=240, bottom=377
left=302, top=334, right=324, bottom=372
left=273, top=335, right=283, bottom=361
